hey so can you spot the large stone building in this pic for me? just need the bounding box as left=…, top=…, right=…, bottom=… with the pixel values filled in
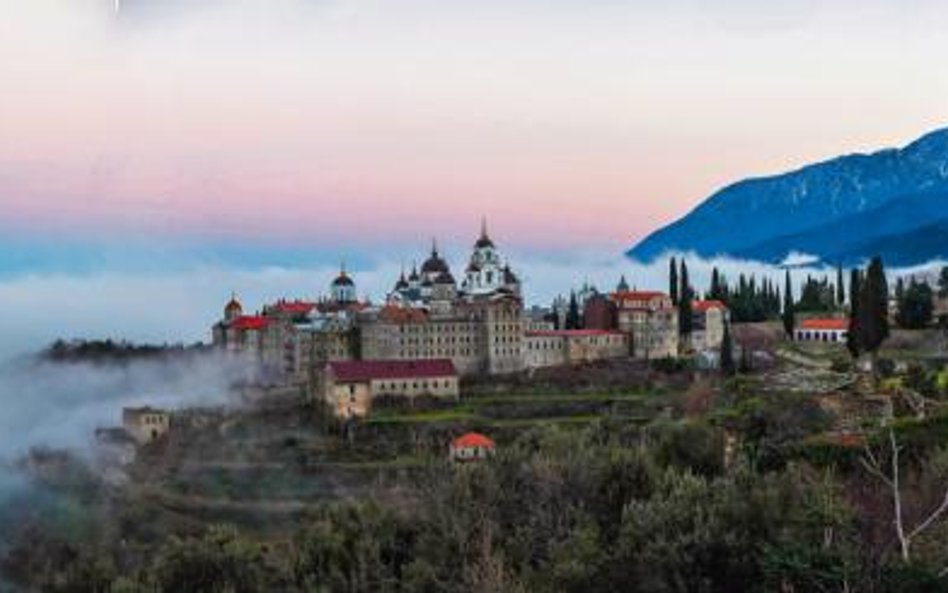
left=612, top=290, right=679, bottom=359
left=323, top=359, right=460, bottom=418
left=524, top=329, right=629, bottom=368
left=210, top=222, right=681, bottom=397
left=362, top=222, right=525, bottom=376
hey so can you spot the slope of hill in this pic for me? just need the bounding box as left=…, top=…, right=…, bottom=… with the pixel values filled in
left=627, top=128, right=948, bottom=265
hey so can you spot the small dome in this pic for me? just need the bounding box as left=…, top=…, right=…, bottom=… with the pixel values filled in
left=332, top=271, right=354, bottom=287
left=421, top=244, right=450, bottom=275
left=394, top=277, right=409, bottom=290
left=474, top=218, right=495, bottom=249
left=224, top=295, right=243, bottom=317
left=503, top=266, right=518, bottom=284
left=474, top=235, right=494, bottom=249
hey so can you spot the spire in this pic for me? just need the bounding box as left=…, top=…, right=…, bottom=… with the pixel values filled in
left=480, top=216, right=488, bottom=240
left=431, top=237, right=438, bottom=255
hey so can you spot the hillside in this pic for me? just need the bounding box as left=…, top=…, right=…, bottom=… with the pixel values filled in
left=627, top=127, right=948, bottom=265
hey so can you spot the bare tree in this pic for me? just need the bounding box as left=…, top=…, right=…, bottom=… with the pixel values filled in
left=861, top=425, right=948, bottom=563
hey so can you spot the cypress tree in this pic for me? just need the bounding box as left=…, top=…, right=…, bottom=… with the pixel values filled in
left=847, top=268, right=862, bottom=360
left=859, top=257, right=889, bottom=370
left=836, top=263, right=846, bottom=307
left=566, top=291, right=581, bottom=330
left=669, top=257, right=679, bottom=305
left=679, top=260, right=693, bottom=340
left=782, top=269, right=795, bottom=338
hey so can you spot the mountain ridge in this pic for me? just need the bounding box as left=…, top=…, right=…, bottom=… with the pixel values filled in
left=627, top=127, right=948, bottom=265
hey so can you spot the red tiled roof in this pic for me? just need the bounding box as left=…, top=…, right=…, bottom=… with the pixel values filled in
left=378, top=306, right=429, bottom=324
left=693, top=299, right=727, bottom=312
left=611, top=290, right=667, bottom=301
left=231, top=315, right=270, bottom=331
left=800, top=318, right=849, bottom=331
left=526, top=329, right=625, bottom=338
left=328, top=359, right=457, bottom=382
left=271, top=300, right=316, bottom=314
left=452, top=432, right=495, bottom=449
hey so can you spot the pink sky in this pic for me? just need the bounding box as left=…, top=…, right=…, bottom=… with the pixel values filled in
left=2, top=0, right=948, bottom=252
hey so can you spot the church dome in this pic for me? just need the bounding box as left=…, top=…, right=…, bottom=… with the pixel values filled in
left=474, top=219, right=495, bottom=249
left=435, top=270, right=456, bottom=284
left=503, top=265, right=518, bottom=284
left=421, top=252, right=450, bottom=275
left=332, top=271, right=354, bottom=287
left=224, top=295, right=243, bottom=318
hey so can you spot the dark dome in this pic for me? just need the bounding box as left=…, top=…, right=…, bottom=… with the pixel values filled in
left=435, top=271, right=456, bottom=284
left=475, top=235, right=495, bottom=249
left=503, top=266, right=518, bottom=284
left=394, top=278, right=409, bottom=290
left=421, top=252, right=450, bottom=275
left=466, top=262, right=481, bottom=273
left=421, top=277, right=434, bottom=287
left=332, top=272, right=354, bottom=287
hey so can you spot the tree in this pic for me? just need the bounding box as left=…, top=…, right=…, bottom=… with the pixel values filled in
left=836, top=263, right=846, bottom=308
left=678, top=260, right=692, bottom=342
left=857, top=257, right=890, bottom=372
left=782, top=270, right=795, bottom=339
left=566, top=291, right=582, bottom=330
left=938, top=266, right=948, bottom=299
left=861, top=426, right=948, bottom=565
left=720, top=322, right=735, bottom=377
left=896, top=278, right=934, bottom=330
left=847, top=268, right=862, bottom=360
left=669, top=257, right=679, bottom=306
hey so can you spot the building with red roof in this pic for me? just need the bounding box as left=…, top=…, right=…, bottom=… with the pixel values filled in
left=795, top=318, right=850, bottom=343
left=450, top=432, right=496, bottom=462
left=323, top=359, right=459, bottom=418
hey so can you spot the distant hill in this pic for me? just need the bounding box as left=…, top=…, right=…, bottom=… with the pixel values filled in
left=627, top=127, right=948, bottom=266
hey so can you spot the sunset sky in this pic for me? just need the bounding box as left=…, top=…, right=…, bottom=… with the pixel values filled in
left=2, top=0, right=947, bottom=267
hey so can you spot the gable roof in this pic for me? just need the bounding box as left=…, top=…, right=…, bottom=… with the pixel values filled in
left=328, top=359, right=457, bottom=382
left=693, top=299, right=727, bottom=312
left=231, top=315, right=270, bottom=331
left=452, top=432, right=495, bottom=449
left=800, top=318, right=849, bottom=330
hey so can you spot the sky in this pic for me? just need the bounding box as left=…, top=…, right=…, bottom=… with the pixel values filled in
left=2, top=0, right=948, bottom=255
left=1, top=0, right=947, bottom=358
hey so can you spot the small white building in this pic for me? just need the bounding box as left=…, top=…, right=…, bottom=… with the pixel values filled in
left=795, top=318, right=849, bottom=343
left=449, top=432, right=496, bottom=462
left=122, top=407, right=170, bottom=445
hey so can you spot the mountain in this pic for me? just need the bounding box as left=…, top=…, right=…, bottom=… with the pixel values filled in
left=627, top=128, right=948, bottom=265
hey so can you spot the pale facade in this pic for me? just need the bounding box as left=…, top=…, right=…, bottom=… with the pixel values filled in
left=323, top=359, right=460, bottom=418
left=612, top=291, right=679, bottom=359
left=691, top=300, right=730, bottom=352
left=524, top=330, right=629, bottom=368
left=122, top=407, right=170, bottom=445
left=795, top=318, right=849, bottom=343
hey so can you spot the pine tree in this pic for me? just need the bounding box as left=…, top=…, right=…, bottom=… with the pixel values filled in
left=669, top=257, right=679, bottom=306
left=720, top=322, right=735, bottom=377
left=782, top=269, right=795, bottom=339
